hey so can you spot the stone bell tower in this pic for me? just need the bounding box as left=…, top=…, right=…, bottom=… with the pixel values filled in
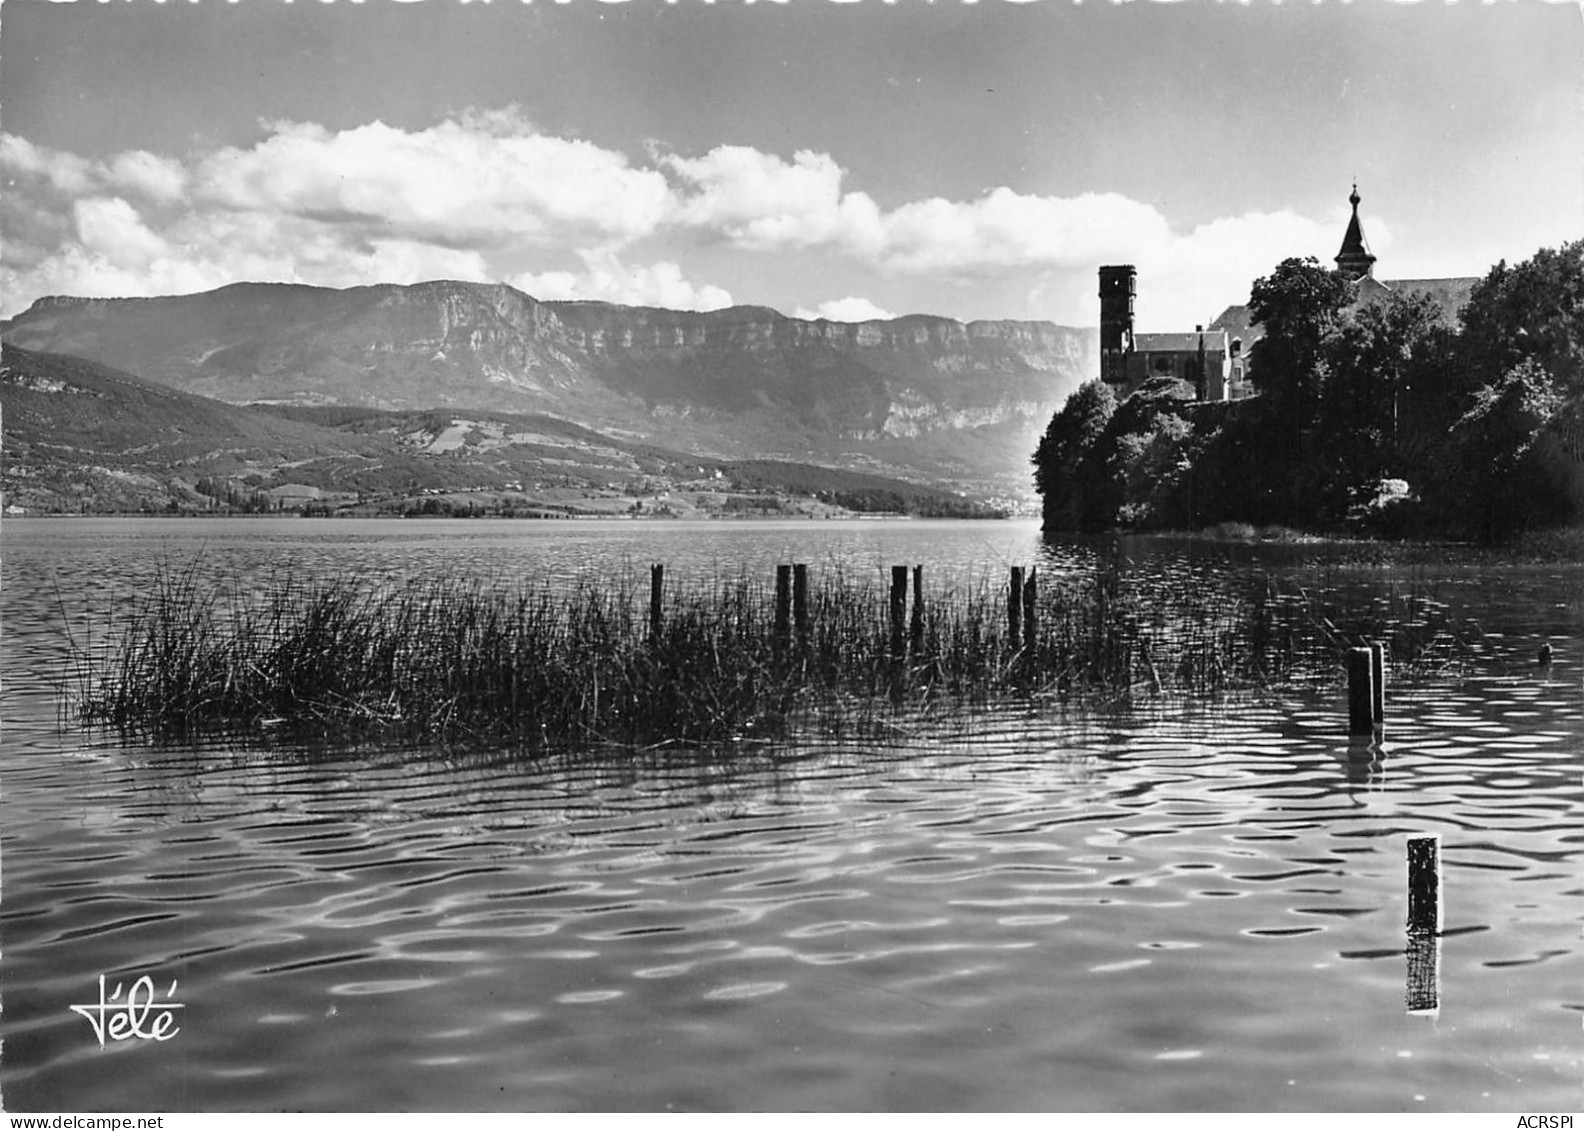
left=1098, top=265, right=1136, bottom=389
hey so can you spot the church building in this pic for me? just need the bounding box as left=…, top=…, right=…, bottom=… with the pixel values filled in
left=1099, top=185, right=1482, bottom=402
left=1098, top=264, right=1235, bottom=400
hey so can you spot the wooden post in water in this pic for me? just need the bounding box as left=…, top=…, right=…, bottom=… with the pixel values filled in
left=793, top=563, right=810, bottom=644
left=1008, top=566, right=1024, bottom=652
left=1406, top=833, right=1442, bottom=1014
left=1405, top=925, right=1441, bottom=1016
left=890, top=565, right=909, bottom=660
left=1023, top=567, right=1038, bottom=659
left=774, top=564, right=792, bottom=644
left=1407, top=834, right=1442, bottom=934
left=910, top=564, right=925, bottom=655
left=1369, top=640, right=1386, bottom=727
left=1347, top=646, right=1375, bottom=737
left=649, top=564, right=664, bottom=641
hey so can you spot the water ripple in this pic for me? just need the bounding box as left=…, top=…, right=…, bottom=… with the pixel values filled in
left=7, top=524, right=1584, bottom=1111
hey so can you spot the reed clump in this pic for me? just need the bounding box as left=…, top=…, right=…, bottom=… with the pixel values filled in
left=68, top=559, right=1481, bottom=749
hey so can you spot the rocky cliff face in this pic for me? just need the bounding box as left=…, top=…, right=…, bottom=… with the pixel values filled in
left=2, top=281, right=1096, bottom=497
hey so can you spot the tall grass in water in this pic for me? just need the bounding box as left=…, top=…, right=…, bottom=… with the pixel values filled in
left=69, top=560, right=1480, bottom=748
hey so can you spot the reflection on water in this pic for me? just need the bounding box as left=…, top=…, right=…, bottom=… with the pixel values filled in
left=1407, top=928, right=1441, bottom=1016
left=3, top=518, right=1583, bottom=1112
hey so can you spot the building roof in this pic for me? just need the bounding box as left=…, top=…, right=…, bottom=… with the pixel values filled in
left=1375, top=276, right=1480, bottom=323
left=1208, top=305, right=1258, bottom=341
left=1133, top=330, right=1228, bottom=353
left=1207, top=274, right=1479, bottom=349
left=1351, top=274, right=1395, bottom=305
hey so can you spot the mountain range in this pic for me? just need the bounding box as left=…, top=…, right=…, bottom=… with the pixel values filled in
left=1, top=344, right=1026, bottom=519
left=1, top=280, right=1095, bottom=512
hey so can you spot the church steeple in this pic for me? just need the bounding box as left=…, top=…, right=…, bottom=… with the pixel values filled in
left=1334, top=182, right=1377, bottom=281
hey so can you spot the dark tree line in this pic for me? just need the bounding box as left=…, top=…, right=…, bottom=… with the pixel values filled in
left=194, top=476, right=277, bottom=514
left=1033, top=240, right=1584, bottom=541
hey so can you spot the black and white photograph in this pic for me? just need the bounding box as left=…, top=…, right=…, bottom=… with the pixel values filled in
left=2, top=0, right=1582, bottom=1115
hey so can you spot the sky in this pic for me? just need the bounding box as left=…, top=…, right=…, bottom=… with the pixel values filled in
left=2, top=0, right=1581, bottom=333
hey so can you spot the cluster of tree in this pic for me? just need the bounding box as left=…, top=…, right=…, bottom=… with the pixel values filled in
left=1034, top=240, right=1584, bottom=542
left=193, top=476, right=278, bottom=514
left=402, top=496, right=497, bottom=517
left=812, top=488, right=1006, bottom=519
left=723, top=494, right=785, bottom=513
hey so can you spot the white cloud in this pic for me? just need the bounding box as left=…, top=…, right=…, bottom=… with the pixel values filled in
left=507, top=267, right=581, bottom=302
left=657, top=144, right=1373, bottom=327
left=3, top=137, right=186, bottom=208
left=509, top=251, right=733, bottom=312
left=0, top=134, right=95, bottom=195
left=661, top=145, right=1174, bottom=279
left=876, top=189, right=1172, bottom=277
left=193, top=112, right=671, bottom=251
left=794, top=296, right=895, bottom=323
left=663, top=146, right=883, bottom=254
left=104, top=150, right=189, bottom=206
left=73, top=197, right=168, bottom=268
left=660, top=147, right=1221, bottom=305
left=0, top=118, right=652, bottom=313
left=1021, top=207, right=1353, bottom=328
left=0, top=123, right=1364, bottom=331
left=3, top=198, right=494, bottom=309
left=1130, top=209, right=1342, bottom=329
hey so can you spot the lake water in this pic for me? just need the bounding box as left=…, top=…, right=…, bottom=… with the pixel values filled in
left=4, top=517, right=1583, bottom=1112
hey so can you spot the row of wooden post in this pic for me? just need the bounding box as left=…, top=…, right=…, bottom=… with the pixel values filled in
left=647, top=562, right=1039, bottom=657
left=650, top=562, right=824, bottom=645
left=661, top=564, right=1442, bottom=1014
left=1361, top=635, right=1441, bottom=1012
left=659, top=569, right=1442, bottom=1017
left=1347, top=639, right=1443, bottom=1010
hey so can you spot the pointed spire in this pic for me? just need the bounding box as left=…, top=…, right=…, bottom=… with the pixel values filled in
left=1335, top=182, right=1376, bottom=281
